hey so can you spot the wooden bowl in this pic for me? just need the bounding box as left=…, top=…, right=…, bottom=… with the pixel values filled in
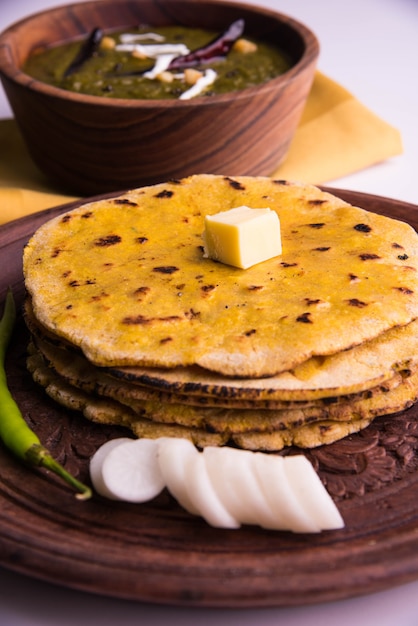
left=0, top=0, right=319, bottom=195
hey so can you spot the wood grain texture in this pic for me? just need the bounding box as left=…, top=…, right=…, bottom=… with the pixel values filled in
left=0, top=0, right=319, bottom=195
left=1, top=188, right=418, bottom=607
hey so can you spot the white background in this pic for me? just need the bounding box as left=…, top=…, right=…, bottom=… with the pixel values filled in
left=1, top=0, right=418, bottom=624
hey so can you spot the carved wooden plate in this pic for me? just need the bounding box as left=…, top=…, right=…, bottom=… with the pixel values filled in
left=1, top=188, right=418, bottom=608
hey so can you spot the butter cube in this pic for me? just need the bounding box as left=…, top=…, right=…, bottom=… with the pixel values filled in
left=203, top=206, right=282, bottom=269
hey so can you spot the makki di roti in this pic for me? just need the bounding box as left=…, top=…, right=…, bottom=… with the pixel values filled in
left=23, top=175, right=418, bottom=379
left=26, top=337, right=418, bottom=451
left=22, top=175, right=418, bottom=451
left=24, top=297, right=418, bottom=403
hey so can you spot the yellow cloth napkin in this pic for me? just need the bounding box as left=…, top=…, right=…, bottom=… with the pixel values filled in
left=273, top=72, right=403, bottom=182
left=0, top=71, right=403, bottom=226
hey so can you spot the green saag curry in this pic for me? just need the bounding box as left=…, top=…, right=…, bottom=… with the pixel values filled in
left=23, top=21, right=292, bottom=100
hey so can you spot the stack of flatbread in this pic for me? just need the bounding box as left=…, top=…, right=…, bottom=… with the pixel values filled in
left=22, top=175, right=418, bottom=451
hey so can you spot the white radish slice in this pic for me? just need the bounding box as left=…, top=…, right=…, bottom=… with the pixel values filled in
left=203, top=446, right=278, bottom=527
left=89, top=437, right=134, bottom=499
left=156, top=437, right=200, bottom=515
left=100, top=438, right=165, bottom=502
left=283, top=456, right=344, bottom=530
left=254, top=453, right=321, bottom=532
left=185, top=452, right=240, bottom=529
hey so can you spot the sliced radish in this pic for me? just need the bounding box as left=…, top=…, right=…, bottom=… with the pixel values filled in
left=253, top=453, right=321, bottom=532
left=185, top=452, right=240, bottom=529
left=89, top=437, right=134, bottom=499
left=283, top=456, right=344, bottom=530
left=203, top=446, right=278, bottom=527
left=100, top=438, right=165, bottom=502
left=156, top=437, right=200, bottom=515
left=89, top=436, right=344, bottom=534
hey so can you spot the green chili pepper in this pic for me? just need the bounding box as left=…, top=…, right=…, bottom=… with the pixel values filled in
left=0, top=289, right=92, bottom=500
